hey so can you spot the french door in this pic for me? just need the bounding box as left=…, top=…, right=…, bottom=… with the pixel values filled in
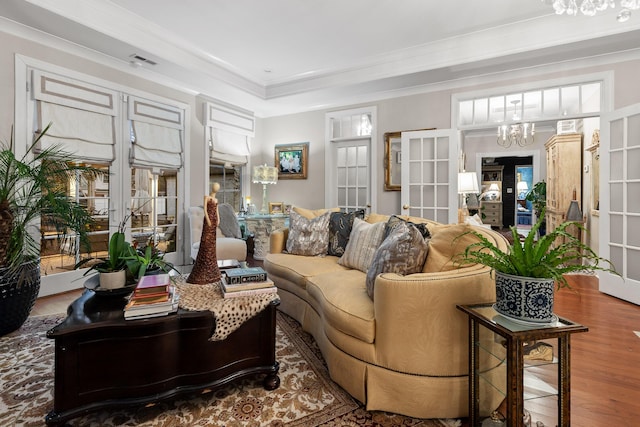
left=327, top=138, right=372, bottom=213
left=400, top=129, right=458, bottom=223
left=600, top=103, right=640, bottom=304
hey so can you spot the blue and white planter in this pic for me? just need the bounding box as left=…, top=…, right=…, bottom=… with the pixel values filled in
left=494, top=272, right=555, bottom=323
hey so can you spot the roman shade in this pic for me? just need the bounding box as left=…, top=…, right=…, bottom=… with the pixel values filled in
left=129, top=96, right=184, bottom=170
left=32, top=70, right=117, bottom=162
left=205, top=100, right=254, bottom=165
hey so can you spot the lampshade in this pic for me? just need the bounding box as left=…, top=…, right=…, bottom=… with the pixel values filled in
left=488, top=183, right=500, bottom=192
left=566, top=200, right=583, bottom=222
left=458, top=172, right=480, bottom=194
left=516, top=181, right=529, bottom=192
left=252, top=164, right=278, bottom=184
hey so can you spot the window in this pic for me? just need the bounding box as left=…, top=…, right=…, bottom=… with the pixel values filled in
left=21, top=62, right=187, bottom=291
left=458, top=81, right=602, bottom=128
left=209, top=163, right=243, bottom=211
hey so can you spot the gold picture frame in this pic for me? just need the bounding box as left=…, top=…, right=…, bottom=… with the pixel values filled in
left=268, top=202, right=285, bottom=215
left=384, top=129, right=435, bottom=191
left=275, top=142, right=309, bottom=179
left=384, top=132, right=401, bottom=191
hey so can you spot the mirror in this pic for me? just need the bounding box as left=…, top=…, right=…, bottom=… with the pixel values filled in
left=384, top=132, right=401, bottom=191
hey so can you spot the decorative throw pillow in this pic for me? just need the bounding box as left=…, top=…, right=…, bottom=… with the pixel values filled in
left=338, top=218, right=385, bottom=273
left=384, top=215, right=431, bottom=240
left=292, top=206, right=340, bottom=219
left=285, top=210, right=331, bottom=256
left=366, top=221, right=430, bottom=300
left=328, top=209, right=365, bottom=256
left=422, top=223, right=480, bottom=273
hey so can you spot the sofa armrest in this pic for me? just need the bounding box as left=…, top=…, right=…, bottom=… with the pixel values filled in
left=269, top=227, right=289, bottom=254
left=373, top=265, right=496, bottom=376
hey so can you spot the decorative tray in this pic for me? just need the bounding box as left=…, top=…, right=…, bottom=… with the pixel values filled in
left=84, top=274, right=136, bottom=297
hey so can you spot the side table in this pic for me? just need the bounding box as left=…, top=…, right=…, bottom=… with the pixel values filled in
left=457, top=303, right=588, bottom=427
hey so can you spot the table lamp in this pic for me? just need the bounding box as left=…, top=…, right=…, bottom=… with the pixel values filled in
left=458, top=171, right=480, bottom=222
left=252, top=164, right=278, bottom=214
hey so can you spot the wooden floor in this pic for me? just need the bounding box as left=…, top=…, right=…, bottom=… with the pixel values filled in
left=32, top=274, right=639, bottom=426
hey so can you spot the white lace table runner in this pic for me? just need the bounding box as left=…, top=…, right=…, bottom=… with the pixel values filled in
left=175, top=277, right=279, bottom=341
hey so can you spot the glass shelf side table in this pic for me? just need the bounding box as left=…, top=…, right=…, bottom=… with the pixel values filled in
left=457, top=303, right=588, bottom=427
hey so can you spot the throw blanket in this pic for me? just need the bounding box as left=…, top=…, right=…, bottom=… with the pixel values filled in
left=175, top=278, right=278, bottom=341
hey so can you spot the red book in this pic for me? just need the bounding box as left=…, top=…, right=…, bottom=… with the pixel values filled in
left=134, top=274, right=171, bottom=296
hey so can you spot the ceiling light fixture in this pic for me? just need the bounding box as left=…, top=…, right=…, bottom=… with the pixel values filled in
left=497, top=100, right=535, bottom=148
left=546, top=0, right=640, bottom=22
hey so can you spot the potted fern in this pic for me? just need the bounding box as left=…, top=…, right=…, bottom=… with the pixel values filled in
left=0, top=123, right=101, bottom=335
left=457, top=207, right=619, bottom=323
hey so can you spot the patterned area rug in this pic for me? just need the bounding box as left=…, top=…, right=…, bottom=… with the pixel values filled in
left=0, top=312, right=461, bottom=427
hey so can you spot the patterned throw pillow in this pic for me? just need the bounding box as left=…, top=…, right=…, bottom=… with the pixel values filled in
left=328, top=209, right=365, bottom=256
left=384, top=215, right=431, bottom=239
left=285, top=210, right=331, bottom=256
left=366, top=221, right=430, bottom=300
left=338, top=218, right=385, bottom=273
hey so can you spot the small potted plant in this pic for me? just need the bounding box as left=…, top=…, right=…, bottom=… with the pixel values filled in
left=124, top=242, right=178, bottom=280
left=456, top=207, right=619, bottom=323
left=74, top=221, right=133, bottom=289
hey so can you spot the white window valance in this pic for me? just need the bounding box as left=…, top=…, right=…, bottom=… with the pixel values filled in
left=205, top=101, right=254, bottom=165
left=32, top=70, right=117, bottom=162
left=129, top=96, right=184, bottom=170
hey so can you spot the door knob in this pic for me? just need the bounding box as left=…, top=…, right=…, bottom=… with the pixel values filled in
left=402, top=204, right=410, bottom=210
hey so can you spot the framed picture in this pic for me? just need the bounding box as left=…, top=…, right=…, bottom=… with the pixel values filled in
left=384, top=128, right=435, bottom=191
left=284, top=204, right=292, bottom=215
left=269, top=202, right=285, bottom=215
left=275, top=142, right=308, bottom=179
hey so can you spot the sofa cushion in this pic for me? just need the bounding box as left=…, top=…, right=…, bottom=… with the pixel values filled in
left=338, top=218, right=385, bottom=273
left=328, top=209, right=365, bottom=257
left=293, top=206, right=340, bottom=219
left=306, top=269, right=375, bottom=343
left=286, top=210, right=331, bottom=256
left=422, top=223, right=479, bottom=273
left=264, top=252, right=346, bottom=291
left=366, top=221, right=430, bottom=299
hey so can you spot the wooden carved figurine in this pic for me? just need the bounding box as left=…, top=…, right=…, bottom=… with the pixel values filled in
left=186, top=183, right=221, bottom=284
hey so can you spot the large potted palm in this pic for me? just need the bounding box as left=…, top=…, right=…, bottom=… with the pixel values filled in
left=457, top=207, right=619, bottom=323
left=0, top=123, right=100, bottom=336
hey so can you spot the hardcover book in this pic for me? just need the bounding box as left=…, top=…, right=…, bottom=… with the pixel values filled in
left=221, top=276, right=274, bottom=292
left=222, top=286, right=278, bottom=299
left=224, top=267, right=267, bottom=284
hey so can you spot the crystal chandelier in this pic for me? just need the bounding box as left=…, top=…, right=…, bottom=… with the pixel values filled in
left=497, top=100, right=535, bottom=148
left=546, top=0, right=640, bottom=22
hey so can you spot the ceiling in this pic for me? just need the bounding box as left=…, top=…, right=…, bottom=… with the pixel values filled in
left=2, top=0, right=640, bottom=117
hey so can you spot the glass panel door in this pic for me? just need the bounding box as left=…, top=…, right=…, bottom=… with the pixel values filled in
left=400, top=129, right=457, bottom=223
left=332, top=139, right=370, bottom=212
left=600, top=104, right=640, bottom=304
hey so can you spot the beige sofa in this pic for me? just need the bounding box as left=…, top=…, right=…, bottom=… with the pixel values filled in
left=264, top=213, right=508, bottom=419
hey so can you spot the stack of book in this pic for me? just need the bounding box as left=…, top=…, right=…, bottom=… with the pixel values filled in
left=221, top=266, right=277, bottom=299
left=124, top=273, right=179, bottom=320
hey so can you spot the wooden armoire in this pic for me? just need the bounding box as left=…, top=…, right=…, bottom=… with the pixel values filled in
left=544, top=133, right=583, bottom=234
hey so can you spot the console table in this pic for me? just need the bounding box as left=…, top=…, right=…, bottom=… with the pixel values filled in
left=457, top=303, right=587, bottom=427
left=45, top=289, right=280, bottom=426
left=241, top=214, right=288, bottom=260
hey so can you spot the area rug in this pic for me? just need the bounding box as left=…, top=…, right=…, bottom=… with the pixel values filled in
left=0, top=312, right=461, bottom=427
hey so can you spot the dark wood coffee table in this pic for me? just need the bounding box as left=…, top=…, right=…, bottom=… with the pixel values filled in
left=45, top=288, right=279, bottom=426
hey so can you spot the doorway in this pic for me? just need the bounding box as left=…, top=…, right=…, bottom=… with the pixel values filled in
left=478, top=154, right=536, bottom=229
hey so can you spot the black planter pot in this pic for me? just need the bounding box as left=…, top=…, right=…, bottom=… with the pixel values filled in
left=0, top=259, right=41, bottom=336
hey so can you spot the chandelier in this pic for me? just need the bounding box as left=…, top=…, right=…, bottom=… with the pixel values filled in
left=497, top=100, right=535, bottom=148
left=546, top=0, right=640, bottom=22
